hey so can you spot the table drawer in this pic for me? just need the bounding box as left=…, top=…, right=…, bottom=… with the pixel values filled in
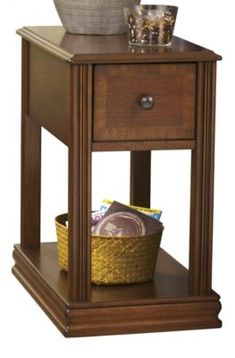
left=93, top=64, right=196, bottom=142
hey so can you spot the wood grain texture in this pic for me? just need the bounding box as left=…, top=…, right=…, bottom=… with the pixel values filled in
left=21, top=39, right=41, bottom=248
left=12, top=243, right=222, bottom=337
left=66, top=301, right=221, bottom=337
left=12, top=246, right=67, bottom=334
left=29, top=44, right=70, bottom=145
left=17, top=26, right=222, bottom=64
left=14, top=29, right=222, bottom=336
left=13, top=243, right=191, bottom=305
left=93, top=64, right=196, bottom=141
left=93, top=139, right=195, bottom=151
left=12, top=243, right=222, bottom=308
left=130, top=151, right=151, bottom=207
left=189, top=62, right=217, bottom=295
left=68, top=64, right=92, bottom=302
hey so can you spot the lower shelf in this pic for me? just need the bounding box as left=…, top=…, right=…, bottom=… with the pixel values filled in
left=12, top=243, right=222, bottom=337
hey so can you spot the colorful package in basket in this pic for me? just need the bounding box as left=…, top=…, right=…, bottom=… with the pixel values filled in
left=91, top=210, right=106, bottom=226
left=92, top=201, right=163, bottom=237
left=99, top=199, right=162, bottom=221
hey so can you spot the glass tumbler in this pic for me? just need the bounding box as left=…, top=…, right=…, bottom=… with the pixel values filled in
left=124, top=5, right=178, bottom=47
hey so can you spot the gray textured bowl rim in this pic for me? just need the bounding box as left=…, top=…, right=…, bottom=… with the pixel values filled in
left=127, top=5, right=178, bottom=11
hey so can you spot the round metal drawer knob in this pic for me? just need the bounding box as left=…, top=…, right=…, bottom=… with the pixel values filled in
left=139, top=95, right=154, bottom=110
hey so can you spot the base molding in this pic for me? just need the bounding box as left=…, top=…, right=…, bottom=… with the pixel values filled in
left=12, top=244, right=222, bottom=337
left=65, top=300, right=221, bottom=337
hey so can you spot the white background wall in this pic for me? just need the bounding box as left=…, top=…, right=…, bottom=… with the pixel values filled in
left=0, top=0, right=234, bottom=356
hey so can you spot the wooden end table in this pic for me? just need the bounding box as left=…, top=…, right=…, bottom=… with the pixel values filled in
left=12, top=26, right=222, bottom=337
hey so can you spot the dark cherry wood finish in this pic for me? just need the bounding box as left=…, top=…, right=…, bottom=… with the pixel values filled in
left=29, top=44, right=70, bottom=144
left=13, top=243, right=221, bottom=337
left=94, top=64, right=196, bottom=141
left=17, top=26, right=221, bottom=63
left=130, top=151, right=151, bottom=208
left=21, top=39, right=41, bottom=249
left=68, top=64, right=93, bottom=302
left=13, top=26, right=222, bottom=337
left=189, top=62, right=217, bottom=295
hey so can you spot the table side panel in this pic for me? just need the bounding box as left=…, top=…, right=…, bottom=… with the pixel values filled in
left=29, top=43, right=70, bottom=145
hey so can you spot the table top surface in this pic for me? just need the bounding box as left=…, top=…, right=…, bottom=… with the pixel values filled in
left=17, top=26, right=221, bottom=64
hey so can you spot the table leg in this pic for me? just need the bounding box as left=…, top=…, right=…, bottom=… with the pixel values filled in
left=189, top=62, right=217, bottom=295
left=21, top=39, right=41, bottom=248
left=68, top=65, right=92, bottom=302
left=130, top=151, right=151, bottom=208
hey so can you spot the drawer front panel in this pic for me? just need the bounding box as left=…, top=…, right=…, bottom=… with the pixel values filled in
left=93, top=64, right=196, bottom=141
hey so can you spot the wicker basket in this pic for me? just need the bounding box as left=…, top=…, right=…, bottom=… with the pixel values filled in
left=53, top=0, right=141, bottom=35
left=55, top=213, right=163, bottom=285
